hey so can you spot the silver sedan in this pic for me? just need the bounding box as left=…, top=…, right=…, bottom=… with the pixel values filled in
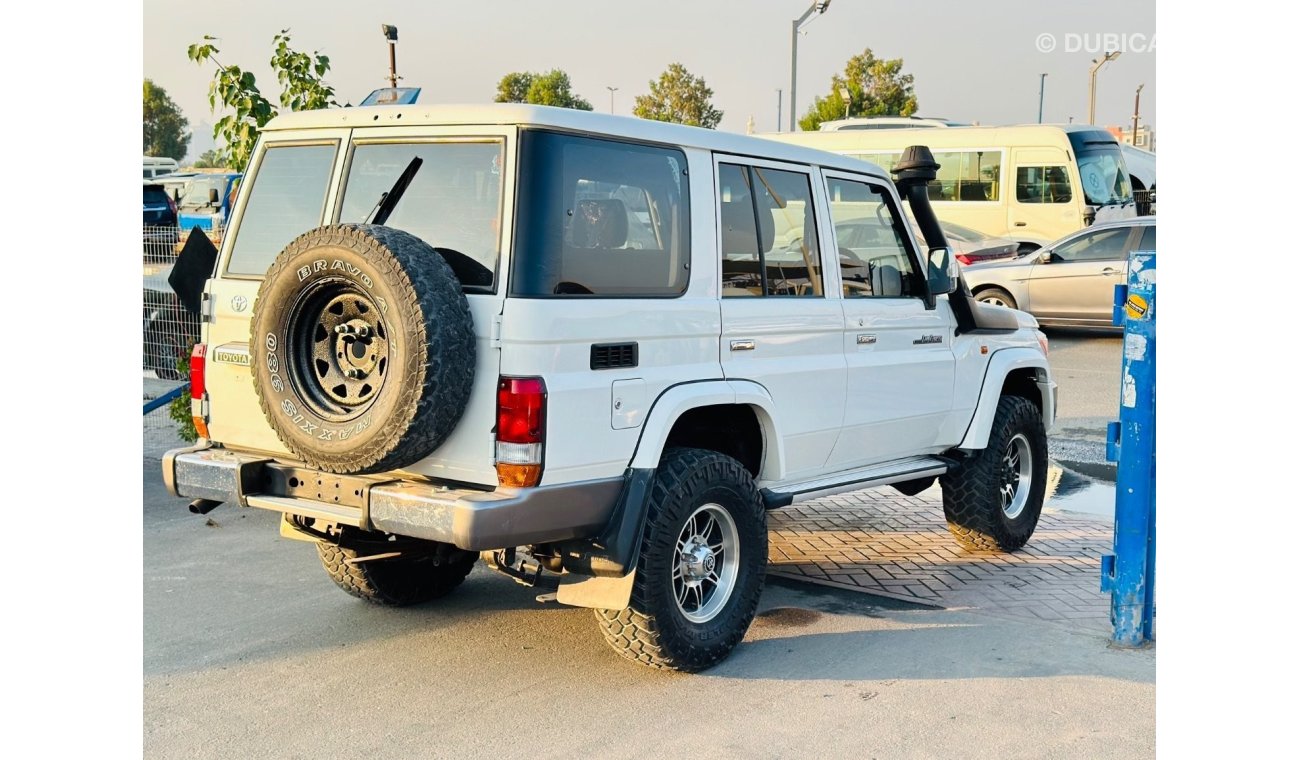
left=962, top=217, right=1155, bottom=328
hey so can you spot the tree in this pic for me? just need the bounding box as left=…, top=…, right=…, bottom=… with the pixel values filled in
left=632, top=63, right=722, bottom=129
left=187, top=30, right=337, bottom=172
left=493, top=69, right=592, bottom=110
left=798, top=48, right=918, bottom=132
left=191, top=149, right=224, bottom=169
left=143, top=79, right=191, bottom=161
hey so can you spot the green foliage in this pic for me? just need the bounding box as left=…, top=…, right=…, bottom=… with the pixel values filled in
left=493, top=69, right=593, bottom=110
left=271, top=30, right=337, bottom=111
left=168, top=387, right=198, bottom=443
left=191, top=149, right=224, bottom=169
left=143, top=79, right=192, bottom=161
left=187, top=30, right=336, bottom=172
left=799, top=48, right=918, bottom=132
left=633, top=63, right=722, bottom=129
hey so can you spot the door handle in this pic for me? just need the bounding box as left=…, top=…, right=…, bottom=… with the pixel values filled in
left=1102, top=268, right=1121, bottom=276
left=1014, top=221, right=1027, bottom=227
left=730, top=339, right=755, bottom=352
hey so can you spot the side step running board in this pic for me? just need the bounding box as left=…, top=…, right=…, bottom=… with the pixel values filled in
left=761, top=456, right=952, bottom=509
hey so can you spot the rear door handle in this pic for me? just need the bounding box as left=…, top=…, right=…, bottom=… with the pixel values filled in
left=1014, top=221, right=1027, bottom=227
left=730, top=339, right=755, bottom=352
left=1102, top=267, right=1122, bottom=276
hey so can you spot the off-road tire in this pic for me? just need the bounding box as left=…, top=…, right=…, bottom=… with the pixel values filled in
left=250, top=224, right=475, bottom=474
left=317, top=542, right=476, bottom=606
left=975, top=287, right=1017, bottom=310
left=595, top=448, right=767, bottom=672
left=940, top=395, right=1048, bottom=552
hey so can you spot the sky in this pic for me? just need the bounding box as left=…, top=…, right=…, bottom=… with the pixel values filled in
left=143, top=0, right=1155, bottom=162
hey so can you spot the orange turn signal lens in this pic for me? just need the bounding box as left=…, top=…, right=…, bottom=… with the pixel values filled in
left=496, top=463, right=542, bottom=488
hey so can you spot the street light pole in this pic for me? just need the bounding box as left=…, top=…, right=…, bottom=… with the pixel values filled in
left=1038, top=73, right=1047, bottom=123
left=1131, top=84, right=1144, bottom=145
left=789, top=1, right=832, bottom=132
left=776, top=89, right=783, bottom=132
left=381, top=25, right=399, bottom=89
left=1088, top=51, right=1121, bottom=125
left=606, top=86, right=618, bottom=114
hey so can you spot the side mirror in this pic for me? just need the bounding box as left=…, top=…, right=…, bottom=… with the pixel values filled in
left=1038, top=250, right=1052, bottom=264
left=927, top=247, right=960, bottom=295
left=208, top=188, right=220, bottom=206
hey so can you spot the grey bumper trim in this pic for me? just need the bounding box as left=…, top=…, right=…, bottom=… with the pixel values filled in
left=163, top=446, right=622, bottom=551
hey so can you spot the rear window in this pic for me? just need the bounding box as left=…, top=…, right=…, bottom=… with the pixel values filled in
left=227, top=144, right=337, bottom=276
left=143, top=187, right=169, bottom=205
left=512, top=130, right=689, bottom=297
left=338, top=140, right=505, bottom=293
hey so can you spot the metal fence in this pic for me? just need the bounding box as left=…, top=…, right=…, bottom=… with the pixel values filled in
left=143, top=225, right=199, bottom=457
left=1134, top=189, right=1155, bottom=216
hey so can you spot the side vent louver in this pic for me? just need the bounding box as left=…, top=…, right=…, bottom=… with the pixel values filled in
left=590, top=342, right=638, bottom=370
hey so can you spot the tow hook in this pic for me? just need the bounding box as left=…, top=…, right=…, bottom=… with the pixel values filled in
left=484, top=547, right=545, bottom=587
left=188, top=498, right=223, bottom=515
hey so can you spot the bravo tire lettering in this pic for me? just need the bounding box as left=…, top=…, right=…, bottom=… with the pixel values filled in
left=330, top=259, right=374, bottom=288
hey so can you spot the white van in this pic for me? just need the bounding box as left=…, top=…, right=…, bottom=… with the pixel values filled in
left=143, top=156, right=180, bottom=179
left=765, top=124, right=1136, bottom=242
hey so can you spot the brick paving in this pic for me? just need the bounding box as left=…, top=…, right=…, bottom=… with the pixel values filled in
left=767, top=485, right=1113, bottom=632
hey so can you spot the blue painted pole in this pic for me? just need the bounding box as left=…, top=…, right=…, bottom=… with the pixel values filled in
left=144, top=383, right=188, bottom=415
left=1101, top=250, right=1156, bottom=646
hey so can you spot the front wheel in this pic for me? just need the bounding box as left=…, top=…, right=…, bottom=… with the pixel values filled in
left=595, top=448, right=767, bottom=672
left=940, top=395, right=1048, bottom=552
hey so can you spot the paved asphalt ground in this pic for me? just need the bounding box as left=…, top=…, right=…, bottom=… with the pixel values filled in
left=1040, top=328, right=1122, bottom=481
left=144, top=459, right=1154, bottom=759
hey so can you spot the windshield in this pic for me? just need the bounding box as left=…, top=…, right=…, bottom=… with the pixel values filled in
left=1076, top=148, right=1133, bottom=206
left=179, top=177, right=221, bottom=209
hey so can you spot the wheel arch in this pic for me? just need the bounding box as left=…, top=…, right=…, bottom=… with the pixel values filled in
left=957, top=347, right=1054, bottom=451
left=628, top=380, right=784, bottom=482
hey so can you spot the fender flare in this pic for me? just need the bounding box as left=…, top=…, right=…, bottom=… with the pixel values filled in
left=957, top=347, right=1055, bottom=450
left=628, top=379, right=785, bottom=482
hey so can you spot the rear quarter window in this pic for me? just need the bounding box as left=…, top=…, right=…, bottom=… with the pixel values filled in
left=511, top=130, right=689, bottom=297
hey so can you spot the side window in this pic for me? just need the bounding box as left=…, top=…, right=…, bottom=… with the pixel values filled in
left=1016, top=166, right=1072, bottom=203
left=1051, top=228, right=1132, bottom=263
left=1138, top=225, right=1156, bottom=251
left=719, top=163, right=822, bottom=297
left=512, top=131, right=689, bottom=297
left=227, top=144, right=337, bottom=276
left=930, top=151, right=1001, bottom=202
left=825, top=176, right=921, bottom=298
left=339, top=141, right=505, bottom=292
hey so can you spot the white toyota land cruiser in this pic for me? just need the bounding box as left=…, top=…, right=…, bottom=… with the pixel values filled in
left=162, top=104, right=1056, bottom=672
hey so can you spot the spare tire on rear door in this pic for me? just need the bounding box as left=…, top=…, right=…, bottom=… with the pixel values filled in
left=250, top=224, right=475, bottom=474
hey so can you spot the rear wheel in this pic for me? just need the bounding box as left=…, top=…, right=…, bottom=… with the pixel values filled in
left=975, top=287, right=1017, bottom=309
left=595, top=448, right=767, bottom=672
left=317, top=541, right=477, bottom=606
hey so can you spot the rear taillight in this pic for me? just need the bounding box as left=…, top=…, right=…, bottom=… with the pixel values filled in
left=496, top=376, right=545, bottom=488
left=955, top=253, right=972, bottom=266
left=190, top=344, right=209, bottom=439
left=166, top=195, right=177, bottom=216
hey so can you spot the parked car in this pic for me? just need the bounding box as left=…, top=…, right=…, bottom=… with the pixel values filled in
left=162, top=103, right=1055, bottom=673
left=143, top=181, right=179, bottom=261
left=905, top=216, right=1043, bottom=265
left=962, top=217, right=1156, bottom=328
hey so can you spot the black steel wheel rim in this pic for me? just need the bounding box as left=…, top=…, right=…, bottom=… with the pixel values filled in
left=286, top=277, right=391, bottom=422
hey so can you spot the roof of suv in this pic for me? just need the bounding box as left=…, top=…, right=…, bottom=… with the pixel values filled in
left=263, top=104, right=893, bottom=181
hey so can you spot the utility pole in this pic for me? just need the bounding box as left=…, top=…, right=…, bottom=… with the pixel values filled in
left=1131, top=84, right=1144, bottom=145
left=776, top=89, right=783, bottom=132
left=606, top=86, right=618, bottom=114
left=789, top=1, right=833, bottom=132
left=381, top=25, right=399, bottom=89
left=1038, top=73, right=1047, bottom=123
left=1088, top=51, right=1121, bottom=125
